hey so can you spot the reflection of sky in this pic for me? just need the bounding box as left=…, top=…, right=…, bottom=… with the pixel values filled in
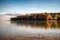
left=0, top=16, right=60, bottom=37
left=0, top=0, right=60, bottom=14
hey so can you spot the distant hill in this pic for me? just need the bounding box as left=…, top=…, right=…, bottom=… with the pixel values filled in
left=5, top=14, right=21, bottom=16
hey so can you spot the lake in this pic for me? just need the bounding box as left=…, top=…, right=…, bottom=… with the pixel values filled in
left=0, top=15, right=60, bottom=40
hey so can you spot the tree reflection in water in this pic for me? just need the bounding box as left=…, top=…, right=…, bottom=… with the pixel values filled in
left=10, top=20, right=60, bottom=29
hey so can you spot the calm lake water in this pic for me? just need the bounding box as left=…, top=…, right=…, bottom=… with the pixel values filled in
left=0, top=15, right=60, bottom=40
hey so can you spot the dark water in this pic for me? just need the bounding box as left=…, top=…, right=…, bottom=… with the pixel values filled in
left=0, top=15, right=60, bottom=39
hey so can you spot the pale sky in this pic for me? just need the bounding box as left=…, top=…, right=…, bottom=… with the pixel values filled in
left=0, top=0, right=60, bottom=14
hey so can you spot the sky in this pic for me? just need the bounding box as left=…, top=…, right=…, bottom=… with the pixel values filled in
left=0, top=0, right=60, bottom=14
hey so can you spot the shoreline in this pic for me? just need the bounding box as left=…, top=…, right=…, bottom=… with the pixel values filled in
left=0, top=34, right=60, bottom=40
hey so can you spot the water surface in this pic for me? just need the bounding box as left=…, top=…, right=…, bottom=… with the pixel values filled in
left=0, top=15, right=60, bottom=40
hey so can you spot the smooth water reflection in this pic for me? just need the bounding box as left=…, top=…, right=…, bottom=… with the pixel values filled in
left=0, top=15, right=60, bottom=37
left=11, top=20, right=60, bottom=29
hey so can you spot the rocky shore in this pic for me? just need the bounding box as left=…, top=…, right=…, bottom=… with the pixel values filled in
left=0, top=35, right=60, bottom=40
